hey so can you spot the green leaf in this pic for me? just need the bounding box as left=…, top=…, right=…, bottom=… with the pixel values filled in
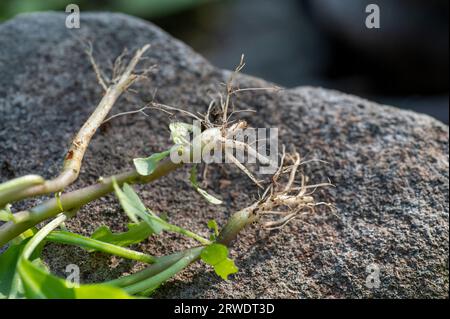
left=0, top=205, right=12, bottom=222
left=91, top=222, right=153, bottom=247
left=46, top=231, right=155, bottom=264
left=189, top=166, right=222, bottom=205
left=195, top=188, right=223, bottom=205
left=169, top=122, right=193, bottom=145
left=0, top=242, right=25, bottom=298
left=19, top=258, right=72, bottom=299
left=122, top=184, right=147, bottom=212
left=133, top=150, right=170, bottom=176
left=200, top=243, right=228, bottom=265
left=113, top=181, right=166, bottom=234
left=113, top=181, right=209, bottom=244
left=10, top=227, right=37, bottom=246
left=18, top=258, right=133, bottom=299
left=213, top=258, right=239, bottom=281
left=135, top=247, right=203, bottom=296
left=75, top=284, right=135, bottom=299
left=113, top=182, right=141, bottom=224
left=0, top=238, right=45, bottom=299
left=0, top=211, right=10, bottom=222
left=200, top=243, right=238, bottom=280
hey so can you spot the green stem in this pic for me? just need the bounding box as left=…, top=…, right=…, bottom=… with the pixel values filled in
left=217, top=204, right=259, bottom=246
left=109, top=206, right=258, bottom=294
left=8, top=270, right=22, bottom=299
left=46, top=230, right=156, bottom=264
left=0, top=159, right=182, bottom=248
left=0, top=45, right=151, bottom=209
left=158, top=219, right=211, bottom=245
left=21, top=214, right=68, bottom=259
left=0, top=175, right=45, bottom=206
left=123, top=247, right=203, bottom=295
left=105, top=248, right=196, bottom=288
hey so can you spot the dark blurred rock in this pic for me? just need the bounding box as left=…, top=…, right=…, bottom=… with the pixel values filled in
left=0, top=12, right=448, bottom=298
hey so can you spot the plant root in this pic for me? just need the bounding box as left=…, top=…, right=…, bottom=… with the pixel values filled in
left=254, top=148, right=335, bottom=230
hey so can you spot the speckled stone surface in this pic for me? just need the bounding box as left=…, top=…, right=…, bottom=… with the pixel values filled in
left=0, top=12, right=448, bottom=298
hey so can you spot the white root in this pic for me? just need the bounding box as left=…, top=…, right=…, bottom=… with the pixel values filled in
left=225, top=152, right=264, bottom=189
left=250, top=149, right=334, bottom=229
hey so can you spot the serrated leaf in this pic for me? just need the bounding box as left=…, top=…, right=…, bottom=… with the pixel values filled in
left=133, top=150, right=170, bottom=176
left=91, top=222, right=153, bottom=247
left=169, top=122, right=193, bottom=145
left=189, top=166, right=222, bottom=205
left=200, top=243, right=238, bottom=280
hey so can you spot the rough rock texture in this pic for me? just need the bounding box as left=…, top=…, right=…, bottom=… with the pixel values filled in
left=0, top=13, right=448, bottom=298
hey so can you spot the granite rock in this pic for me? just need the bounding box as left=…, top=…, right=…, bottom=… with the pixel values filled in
left=0, top=13, right=448, bottom=298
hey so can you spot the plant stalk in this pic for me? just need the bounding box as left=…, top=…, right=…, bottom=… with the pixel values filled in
left=124, top=247, right=203, bottom=295
left=46, top=230, right=156, bottom=264
left=217, top=204, right=259, bottom=246
left=0, top=159, right=182, bottom=248
left=158, top=220, right=211, bottom=246
left=105, top=248, right=199, bottom=288
left=0, top=44, right=150, bottom=208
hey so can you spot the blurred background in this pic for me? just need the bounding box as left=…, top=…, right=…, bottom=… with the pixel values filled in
left=0, top=0, right=448, bottom=123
